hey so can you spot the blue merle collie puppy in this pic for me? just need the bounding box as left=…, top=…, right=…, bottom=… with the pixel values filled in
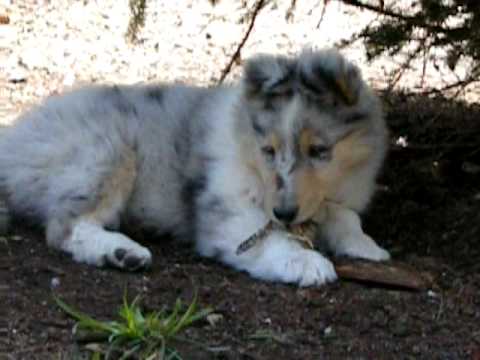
left=0, top=49, right=389, bottom=286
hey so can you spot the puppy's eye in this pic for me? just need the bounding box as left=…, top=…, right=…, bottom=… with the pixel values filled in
left=261, top=145, right=276, bottom=158
left=308, top=145, right=330, bottom=160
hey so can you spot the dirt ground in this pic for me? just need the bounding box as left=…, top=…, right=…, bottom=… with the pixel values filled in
left=1, top=1, right=480, bottom=359
left=2, top=93, right=480, bottom=360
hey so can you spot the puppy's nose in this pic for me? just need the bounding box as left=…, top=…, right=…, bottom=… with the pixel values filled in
left=273, top=206, right=299, bottom=224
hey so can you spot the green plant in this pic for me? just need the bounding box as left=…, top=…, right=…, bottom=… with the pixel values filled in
left=55, top=294, right=212, bottom=359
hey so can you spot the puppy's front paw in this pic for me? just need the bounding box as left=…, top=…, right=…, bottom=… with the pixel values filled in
left=285, top=250, right=337, bottom=287
left=334, top=234, right=391, bottom=262
left=106, top=244, right=152, bottom=271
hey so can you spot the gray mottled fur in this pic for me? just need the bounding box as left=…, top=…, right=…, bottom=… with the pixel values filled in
left=0, top=84, right=218, bottom=236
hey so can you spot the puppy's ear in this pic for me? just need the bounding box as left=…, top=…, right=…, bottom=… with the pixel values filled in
left=298, top=49, right=363, bottom=106
left=242, top=54, right=295, bottom=100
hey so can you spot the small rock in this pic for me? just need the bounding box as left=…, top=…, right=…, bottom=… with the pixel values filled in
left=412, top=344, right=421, bottom=354
left=50, top=277, right=61, bottom=289
left=0, top=14, right=9, bottom=25
left=323, top=325, right=333, bottom=337
left=206, top=313, right=224, bottom=327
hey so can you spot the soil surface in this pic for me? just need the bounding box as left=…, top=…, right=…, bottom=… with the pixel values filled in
left=1, top=1, right=480, bottom=359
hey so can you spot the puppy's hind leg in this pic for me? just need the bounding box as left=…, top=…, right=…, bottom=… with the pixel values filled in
left=46, top=148, right=152, bottom=271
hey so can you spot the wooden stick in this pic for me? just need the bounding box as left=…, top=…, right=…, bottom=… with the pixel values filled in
left=334, top=259, right=431, bottom=290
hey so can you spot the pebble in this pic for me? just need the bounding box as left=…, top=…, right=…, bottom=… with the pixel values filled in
left=323, top=325, right=333, bottom=337
left=206, top=313, right=224, bottom=327
left=0, top=14, right=10, bottom=25
left=50, top=277, right=61, bottom=289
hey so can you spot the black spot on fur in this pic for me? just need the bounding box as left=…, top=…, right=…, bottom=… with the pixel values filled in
left=182, top=176, right=206, bottom=202
left=204, top=196, right=223, bottom=213
left=179, top=175, right=207, bottom=241
left=299, top=70, right=326, bottom=96
left=173, top=139, right=182, bottom=155
left=299, top=66, right=356, bottom=106
left=109, top=86, right=138, bottom=116
left=146, top=87, right=164, bottom=104
left=251, top=115, right=266, bottom=136
left=69, top=195, right=89, bottom=202
left=244, top=55, right=295, bottom=98
left=276, top=174, right=285, bottom=190
left=345, top=112, right=367, bottom=124
left=202, top=195, right=234, bottom=223
left=267, top=74, right=295, bottom=95
left=114, top=248, right=127, bottom=261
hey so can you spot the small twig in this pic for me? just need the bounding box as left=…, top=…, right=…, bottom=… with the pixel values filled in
left=338, top=0, right=464, bottom=35
left=420, top=40, right=430, bottom=89
left=335, top=29, right=366, bottom=49
left=236, top=221, right=278, bottom=255
left=316, top=0, right=330, bottom=29
left=419, top=66, right=480, bottom=97
left=385, top=44, right=423, bottom=94
left=236, top=221, right=316, bottom=255
left=285, top=0, right=297, bottom=22
left=218, top=0, right=266, bottom=83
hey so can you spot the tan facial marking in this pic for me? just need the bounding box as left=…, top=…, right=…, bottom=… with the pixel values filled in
left=294, top=128, right=373, bottom=221
left=268, top=133, right=281, bottom=154
left=299, top=128, right=316, bottom=157
left=296, top=167, right=328, bottom=222
left=332, top=128, right=372, bottom=173
left=335, top=76, right=357, bottom=106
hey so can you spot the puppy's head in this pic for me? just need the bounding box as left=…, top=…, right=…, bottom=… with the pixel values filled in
left=237, top=48, right=386, bottom=226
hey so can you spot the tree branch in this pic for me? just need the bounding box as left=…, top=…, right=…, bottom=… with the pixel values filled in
left=339, top=0, right=464, bottom=36
left=218, top=0, right=266, bottom=83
